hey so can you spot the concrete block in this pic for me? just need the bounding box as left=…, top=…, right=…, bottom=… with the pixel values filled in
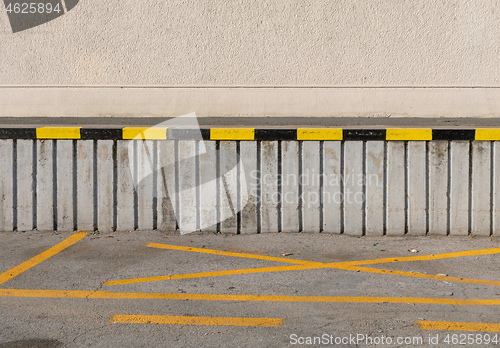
left=56, top=140, right=74, bottom=231
left=117, top=140, right=134, bottom=231
left=97, top=140, right=114, bottom=232
left=36, top=140, right=54, bottom=231
left=157, top=141, right=177, bottom=232
left=137, top=140, right=155, bottom=231
left=386, top=141, right=405, bottom=236
left=77, top=140, right=94, bottom=232
left=178, top=140, right=197, bottom=233
left=199, top=141, right=217, bottom=232
left=322, top=141, right=341, bottom=234
left=219, top=141, right=238, bottom=234
left=281, top=141, right=299, bottom=233
left=471, top=141, right=491, bottom=236
left=450, top=141, right=470, bottom=236
left=407, top=142, right=427, bottom=235
left=240, top=141, right=258, bottom=234
left=301, top=141, right=320, bottom=233
left=17, top=140, right=33, bottom=231
left=0, top=140, right=13, bottom=231
left=260, top=141, right=279, bottom=233
left=344, top=141, right=363, bottom=236
left=365, top=141, right=384, bottom=236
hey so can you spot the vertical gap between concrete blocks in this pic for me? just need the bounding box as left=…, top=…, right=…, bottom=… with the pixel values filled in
left=490, top=141, right=495, bottom=237
left=152, top=141, right=158, bottom=230
left=298, top=141, right=303, bottom=233
left=93, top=140, right=98, bottom=232
left=133, top=141, right=138, bottom=230
left=12, top=140, right=17, bottom=231
left=53, top=140, right=58, bottom=231
left=32, top=140, right=37, bottom=230
left=468, top=141, right=473, bottom=236
left=382, top=141, right=387, bottom=236
left=340, top=141, right=345, bottom=235
left=236, top=141, right=241, bottom=234
left=195, top=140, right=200, bottom=232
left=174, top=140, right=180, bottom=231
left=362, top=141, right=367, bottom=236
left=215, top=141, right=220, bottom=233
left=112, top=140, right=118, bottom=231
left=425, top=141, right=429, bottom=235
left=446, top=141, right=452, bottom=236
left=404, top=141, right=408, bottom=235
left=256, top=141, right=261, bottom=234
left=72, top=140, right=77, bottom=231
left=319, top=141, right=324, bottom=233
left=277, top=140, right=282, bottom=233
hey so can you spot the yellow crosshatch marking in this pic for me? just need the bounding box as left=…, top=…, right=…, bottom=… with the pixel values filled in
left=105, top=243, right=500, bottom=287
left=1, top=234, right=500, bottom=328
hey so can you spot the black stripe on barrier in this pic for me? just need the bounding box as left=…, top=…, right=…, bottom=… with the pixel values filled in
left=0, top=128, right=37, bottom=139
left=343, top=129, right=386, bottom=141
left=432, top=129, right=475, bottom=141
left=255, top=129, right=297, bottom=141
left=81, top=128, right=123, bottom=140
left=167, top=128, right=211, bottom=140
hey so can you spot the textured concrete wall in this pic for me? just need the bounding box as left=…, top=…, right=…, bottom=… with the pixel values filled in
left=1, top=0, right=499, bottom=85
left=1, top=0, right=500, bottom=116
left=0, top=138, right=499, bottom=236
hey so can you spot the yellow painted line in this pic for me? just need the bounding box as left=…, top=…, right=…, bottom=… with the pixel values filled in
left=36, top=127, right=81, bottom=139
left=110, top=314, right=284, bottom=327
left=106, top=246, right=500, bottom=286
left=475, top=129, right=500, bottom=141
left=338, top=265, right=500, bottom=287
left=417, top=320, right=500, bottom=332
left=0, top=233, right=87, bottom=285
left=1, top=288, right=500, bottom=306
left=297, top=128, right=343, bottom=140
left=147, top=243, right=320, bottom=265
left=122, top=127, right=167, bottom=140
left=105, top=265, right=318, bottom=286
left=386, top=128, right=432, bottom=141
left=210, top=128, right=254, bottom=140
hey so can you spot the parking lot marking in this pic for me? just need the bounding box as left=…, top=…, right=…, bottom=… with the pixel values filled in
left=0, top=232, right=87, bottom=285
left=110, top=314, right=284, bottom=327
left=147, top=243, right=321, bottom=265
left=1, top=288, right=500, bottom=306
left=417, top=320, right=500, bottom=332
left=106, top=244, right=500, bottom=287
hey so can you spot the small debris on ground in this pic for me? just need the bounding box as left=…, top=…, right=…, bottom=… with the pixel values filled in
left=282, top=253, right=293, bottom=257
left=409, top=249, right=419, bottom=253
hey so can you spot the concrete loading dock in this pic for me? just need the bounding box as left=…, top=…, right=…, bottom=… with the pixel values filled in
left=0, top=125, right=499, bottom=236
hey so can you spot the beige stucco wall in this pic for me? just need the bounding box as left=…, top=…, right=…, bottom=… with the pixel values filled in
left=1, top=0, right=500, bottom=116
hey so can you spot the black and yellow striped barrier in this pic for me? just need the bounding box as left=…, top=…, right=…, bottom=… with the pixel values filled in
left=0, top=127, right=499, bottom=140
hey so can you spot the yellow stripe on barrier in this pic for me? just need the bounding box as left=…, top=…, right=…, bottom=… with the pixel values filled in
left=210, top=128, right=255, bottom=140
left=297, top=128, right=343, bottom=140
left=123, top=127, right=167, bottom=140
left=386, top=128, right=432, bottom=141
left=111, top=314, right=284, bottom=327
left=36, top=127, right=81, bottom=139
left=417, top=320, right=500, bottom=332
left=475, top=129, right=500, bottom=141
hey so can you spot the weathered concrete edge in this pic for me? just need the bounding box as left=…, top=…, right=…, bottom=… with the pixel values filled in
left=2, top=87, right=500, bottom=118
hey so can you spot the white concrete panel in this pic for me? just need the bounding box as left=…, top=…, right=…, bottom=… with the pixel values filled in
left=77, top=140, right=94, bottom=232
left=178, top=141, right=197, bottom=233
left=495, top=142, right=500, bottom=237
left=240, top=142, right=258, bottom=234
left=56, top=140, right=74, bottom=231
left=281, top=141, right=299, bottom=233
left=199, top=141, right=217, bottom=232
left=407, top=142, right=427, bottom=235
left=157, top=141, right=177, bottom=232
left=365, top=141, right=384, bottom=236
left=260, top=141, right=279, bottom=233
left=17, top=140, right=33, bottom=231
left=97, top=140, right=114, bottom=233
left=450, top=141, right=470, bottom=236
left=117, top=140, right=134, bottom=231
left=471, top=142, right=491, bottom=236
left=36, top=140, right=54, bottom=231
left=386, top=142, right=405, bottom=236
left=429, top=141, right=449, bottom=235
left=220, top=141, right=238, bottom=234
left=343, top=141, right=363, bottom=236
left=322, top=141, right=341, bottom=234
left=0, top=140, right=13, bottom=231
left=137, top=140, right=155, bottom=231
left=301, top=141, right=321, bottom=233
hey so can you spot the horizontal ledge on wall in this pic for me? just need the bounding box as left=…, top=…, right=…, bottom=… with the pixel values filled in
left=3, top=87, right=500, bottom=118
